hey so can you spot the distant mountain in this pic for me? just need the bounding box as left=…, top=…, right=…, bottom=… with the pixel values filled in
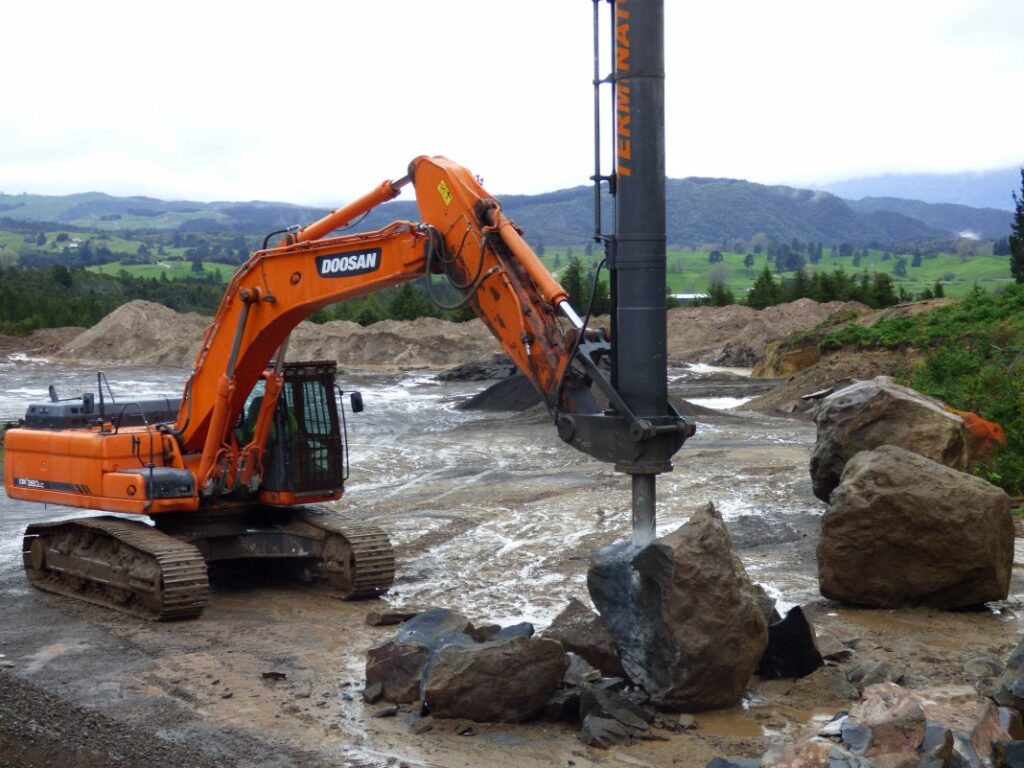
left=821, top=167, right=1022, bottom=211
left=0, top=176, right=1012, bottom=248
left=844, top=198, right=1012, bottom=240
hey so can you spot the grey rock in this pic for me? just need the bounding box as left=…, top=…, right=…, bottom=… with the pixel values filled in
left=840, top=719, right=871, bottom=754
left=964, top=654, right=1004, bottom=679
left=579, top=686, right=651, bottom=732
left=362, top=682, right=384, bottom=704
left=994, top=741, right=1024, bottom=768
left=543, top=597, right=626, bottom=679
left=995, top=636, right=1024, bottom=711
left=394, top=608, right=470, bottom=648
left=678, top=714, right=697, bottom=730
left=704, top=759, right=763, bottom=768
left=817, top=715, right=846, bottom=737
left=827, top=745, right=871, bottom=768
left=587, top=503, right=768, bottom=711
left=953, top=730, right=983, bottom=768
left=542, top=688, right=581, bottom=723
left=846, top=660, right=906, bottom=689
left=421, top=636, right=567, bottom=722
left=564, top=653, right=602, bottom=686
left=372, top=705, right=398, bottom=718
left=819, top=446, right=1012, bottom=608
left=817, top=634, right=854, bottom=663
left=496, top=622, right=534, bottom=640
left=465, top=623, right=501, bottom=642
left=591, top=677, right=626, bottom=692
left=810, top=377, right=969, bottom=502
left=580, top=715, right=631, bottom=749
left=921, top=719, right=952, bottom=752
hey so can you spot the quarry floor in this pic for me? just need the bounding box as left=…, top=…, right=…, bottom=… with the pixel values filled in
left=1, top=368, right=1023, bottom=768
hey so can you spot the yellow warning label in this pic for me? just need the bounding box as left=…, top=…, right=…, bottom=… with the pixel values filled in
left=437, top=180, right=453, bottom=206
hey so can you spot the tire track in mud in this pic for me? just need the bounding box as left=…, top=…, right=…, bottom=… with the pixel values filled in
left=394, top=516, right=484, bottom=559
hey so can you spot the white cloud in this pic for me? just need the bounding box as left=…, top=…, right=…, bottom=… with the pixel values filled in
left=0, top=0, right=1021, bottom=204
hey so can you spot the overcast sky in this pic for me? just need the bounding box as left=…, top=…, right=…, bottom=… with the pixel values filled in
left=2, top=0, right=1022, bottom=205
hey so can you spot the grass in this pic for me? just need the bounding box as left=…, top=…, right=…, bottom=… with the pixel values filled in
left=536, top=247, right=1013, bottom=299
left=87, top=260, right=235, bottom=282
left=822, top=284, right=1024, bottom=494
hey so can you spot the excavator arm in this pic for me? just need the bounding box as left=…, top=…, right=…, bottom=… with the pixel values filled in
left=5, top=155, right=690, bottom=516
left=176, top=155, right=628, bottom=498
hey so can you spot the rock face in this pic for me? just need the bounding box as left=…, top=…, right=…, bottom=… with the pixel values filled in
left=818, top=446, right=1013, bottom=608
left=752, top=339, right=821, bottom=378
left=542, top=598, right=626, bottom=679
left=421, top=636, right=567, bottom=722
left=809, top=377, right=969, bottom=502
left=587, top=503, right=768, bottom=710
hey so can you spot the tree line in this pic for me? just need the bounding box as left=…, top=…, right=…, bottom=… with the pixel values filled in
left=0, top=266, right=475, bottom=336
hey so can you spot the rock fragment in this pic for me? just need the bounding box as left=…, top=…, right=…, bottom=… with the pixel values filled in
left=543, top=597, right=626, bottom=679
left=756, top=606, right=824, bottom=680
left=580, top=715, right=632, bottom=749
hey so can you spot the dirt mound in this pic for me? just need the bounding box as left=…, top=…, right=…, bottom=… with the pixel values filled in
left=854, top=297, right=959, bottom=328
left=459, top=375, right=544, bottom=412
left=746, top=348, right=924, bottom=418
left=288, top=317, right=500, bottom=370
left=0, top=326, right=86, bottom=357
left=53, top=301, right=502, bottom=370
left=54, top=300, right=209, bottom=366
left=50, top=296, right=873, bottom=372
left=663, top=299, right=870, bottom=366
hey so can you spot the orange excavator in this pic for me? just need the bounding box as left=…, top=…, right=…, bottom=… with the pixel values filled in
left=3, top=155, right=692, bottom=619
left=4, top=0, right=688, bottom=620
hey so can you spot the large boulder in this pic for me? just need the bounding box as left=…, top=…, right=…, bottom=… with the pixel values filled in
left=542, top=598, right=626, bottom=679
left=810, top=377, right=969, bottom=502
left=587, top=503, right=768, bottom=711
left=421, top=636, right=567, bottom=722
left=818, top=446, right=1012, bottom=608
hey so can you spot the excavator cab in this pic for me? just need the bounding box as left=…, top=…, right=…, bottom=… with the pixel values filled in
left=257, top=361, right=349, bottom=497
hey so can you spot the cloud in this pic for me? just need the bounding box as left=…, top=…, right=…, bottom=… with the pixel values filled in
left=0, top=0, right=1021, bottom=203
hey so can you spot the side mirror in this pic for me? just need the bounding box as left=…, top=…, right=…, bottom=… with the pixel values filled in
left=349, top=391, right=364, bottom=413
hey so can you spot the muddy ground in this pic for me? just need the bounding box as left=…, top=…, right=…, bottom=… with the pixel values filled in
left=2, top=364, right=1022, bottom=768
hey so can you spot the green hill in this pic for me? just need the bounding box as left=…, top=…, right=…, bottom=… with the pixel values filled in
left=1, top=177, right=1013, bottom=248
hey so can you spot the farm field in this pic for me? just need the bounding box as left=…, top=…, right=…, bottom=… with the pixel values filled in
left=538, top=247, right=1014, bottom=299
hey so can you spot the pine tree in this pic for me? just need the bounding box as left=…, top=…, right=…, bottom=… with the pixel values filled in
left=746, top=266, right=781, bottom=309
left=1010, top=169, right=1024, bottom=283
left=560, top=255, right=587, bottom=309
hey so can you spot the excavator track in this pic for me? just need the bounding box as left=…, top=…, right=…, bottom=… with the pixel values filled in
left=295, top=508, right=395, bottom=599
left=22, top=516, right=209, bottom=621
